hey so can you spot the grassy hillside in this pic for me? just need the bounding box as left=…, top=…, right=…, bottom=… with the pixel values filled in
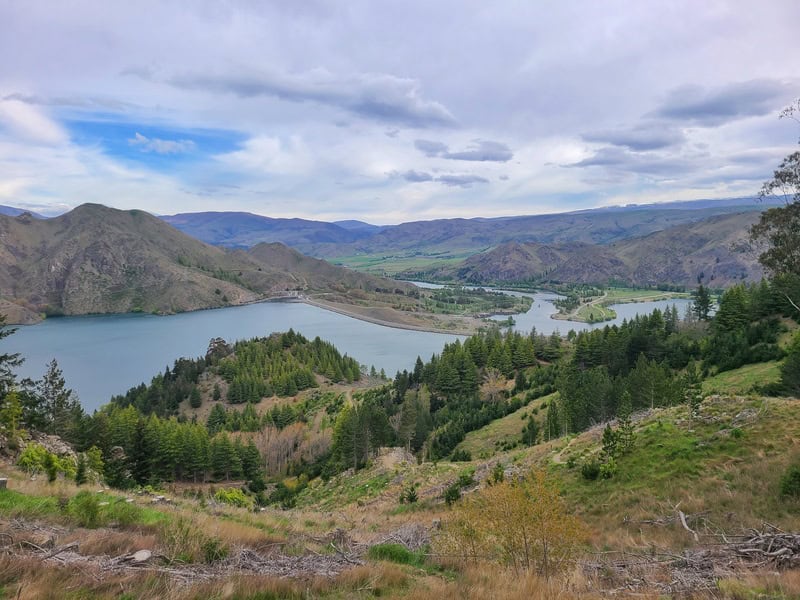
left=4, top=386, right=800, bottom=598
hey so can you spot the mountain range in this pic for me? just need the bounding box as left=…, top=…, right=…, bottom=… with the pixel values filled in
left=0, top=204, right=411, bottom=324
left=158, top=198, right=772, bottom=264
left=423, top=212, right=762, bottom=288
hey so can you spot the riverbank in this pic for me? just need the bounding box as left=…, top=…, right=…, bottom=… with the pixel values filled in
left=303, top=297, right=485, bottom=335
left=552, top=290, right=690, bottom=323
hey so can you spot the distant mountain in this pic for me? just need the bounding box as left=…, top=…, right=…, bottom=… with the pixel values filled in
left=0, top=204, right=410, bottom=323
left=333, top=220, right=386, bottom=235
left=425, top=212, right=763, bottom=288
left=161, top=211, right=370, bottom=248
left=316, top=204, right=766, bottom=259
left=0, top=205, right=44, bottom=219
left=159, top=198, right=767, bottom=260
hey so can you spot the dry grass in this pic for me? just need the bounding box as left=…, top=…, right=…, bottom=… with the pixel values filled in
left=405, top=566, right=608, bottom=600
left=62, top=529, right=158, bottom=557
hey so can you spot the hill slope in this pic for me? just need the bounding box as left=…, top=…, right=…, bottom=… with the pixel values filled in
left=429, top=212, right=762, bottom=287
left=0, top=204, right=413, bottom=323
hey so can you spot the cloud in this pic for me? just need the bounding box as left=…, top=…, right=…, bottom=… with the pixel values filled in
left=582, top=123, right=686, bottom=151
left=0, top=100, right=68, bottom=145
left=566, top=146, right=695, bottom=177
left=161, top=68, right=456, bottom=128
left=413, top=138, right=512, bottom=161
left=435, top=174, right=489, bottom=187
left=395, top=169, right=489, bottom=187
left=653, top=79, right=792, bottom=126
left=414, top=139, right=448, bottom=156
left=4, top=92, right=135, bottom=112
left=128, top=132, right=196, bottom=154
left=443, top=140, right=513, bottom=162
left=401, top=169, right=434, bottom=182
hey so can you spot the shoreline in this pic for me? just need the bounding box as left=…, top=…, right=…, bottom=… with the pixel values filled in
left=302, top=297, right=479, bottom=336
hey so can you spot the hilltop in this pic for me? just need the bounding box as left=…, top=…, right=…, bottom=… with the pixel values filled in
left=423, top=211, right=762, bottom=288
left=0, top=204, right=404, bottom=323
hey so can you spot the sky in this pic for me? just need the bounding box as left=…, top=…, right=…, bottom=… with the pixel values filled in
left=0, top=1, right=798, bottom=224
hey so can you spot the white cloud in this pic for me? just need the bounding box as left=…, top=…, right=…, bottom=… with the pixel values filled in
left=0, top=99, right=68, bottom=145
left=128, top=132, right=195, bottom=154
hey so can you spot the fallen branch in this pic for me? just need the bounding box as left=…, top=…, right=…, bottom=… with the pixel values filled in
left=678, top=510, right=699, bottom=542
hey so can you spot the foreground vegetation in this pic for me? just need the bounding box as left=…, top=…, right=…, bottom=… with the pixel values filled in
left=1, top=275, right=799, bottom=598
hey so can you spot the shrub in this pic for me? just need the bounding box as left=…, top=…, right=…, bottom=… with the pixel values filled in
left=599, top=458, right=617, bottom=480
left=399, top=484, right=418, bottom=504
left=444, top=483, right=461, bottom=506
left=436, top=469, right=585, bottom=577
left=214, top=487, right=254, bottom=509
left=490, top=463, right=505, bottom=485
left=780, top=465, right=800, bottom=498
left=457, top=469, right=475, bottom=489
left=68, top=491, right=101, bottom=528
left=581, top=460, right=601, bottom=481
left=450, top=449, right=472, bottom=462
left=16, top=443, right=50, bottom=474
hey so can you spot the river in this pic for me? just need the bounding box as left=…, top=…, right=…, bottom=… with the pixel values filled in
left=1, top=292, right=692, bottom=412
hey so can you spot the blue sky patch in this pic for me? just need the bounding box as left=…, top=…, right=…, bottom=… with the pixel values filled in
left=66, top=117, right=245, bottom=170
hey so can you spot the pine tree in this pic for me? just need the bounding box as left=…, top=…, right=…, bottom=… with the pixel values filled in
left=75, top=453, right=87, bottom=485
left=0, top=389, right=22, bottom=439
left=693, top=284, right=712, bottom=321
left=38, top=359, right=80, bottom=438
left=684, top=361, right=703, bottom=422
left=521, top=415, right=539, bottom=446
left=189, top=387, right=202, bottom=408
left=545, top=400, right=561, bottom=441
left=601, top=424, right=618, bottom=461
left=616, top=391, right=635, bottom=454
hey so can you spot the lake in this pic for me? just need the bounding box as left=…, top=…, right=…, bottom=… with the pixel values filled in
left=1, top=293, right=691, bottom=412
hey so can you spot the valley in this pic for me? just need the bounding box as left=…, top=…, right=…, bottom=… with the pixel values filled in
left=2, top=5, right=799, bottom=598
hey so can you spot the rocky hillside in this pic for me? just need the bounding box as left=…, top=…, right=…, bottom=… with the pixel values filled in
left=0, top=204, right=412, bottom=322
left=428, top=212, right=762, bottom=287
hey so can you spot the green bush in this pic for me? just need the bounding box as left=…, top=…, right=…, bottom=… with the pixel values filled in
left=599, top=458, right=617, bottom=479
left=214, top=487, right=254, bottom=509
left=450, top=448, right=472, bottom=462
left=581, top=460, right=601, bottom=481
left=68, top=491, right=101, bottom=528
left=443, top=483, right=461, bottom=506
left=17, top=443, right=76, bottom=480
left=399, top=484, right=418, bottom=504
left=457, top=468, right=475, bottom=488
left=780, top=465, right=800, bottom=498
